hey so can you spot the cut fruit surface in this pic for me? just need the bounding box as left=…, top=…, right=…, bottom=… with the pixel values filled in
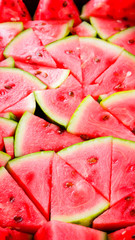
left=4, top=28, right=56, bottom=67
left=0, top=57, right=15, bottom=67
left=72, top=21, right=97, bottom=37
left=58, top=137, right=112, bottom=201
left=0, top=112, right=17, bottom=121
left=67, top=95, right=135, bottom=141
left=51, top=154, right=109, bottom=226
left=34, top=74, right=83, bottom=127
left=0, top=167, right=46, bottom=233
left=108, top=225, right=135, bottom=240
left=15, top=61, right=70, bottom=89
left=0, top=151, right=11, bottom=167
left=0, top=227, right=33, bottom=240
left=7, top=151, right=54, bottom=220
left=46, top=36, right=82, bottom=83
left=3, top=136, right=14, bottom=159
left=14, top=112, right=82, bottom=157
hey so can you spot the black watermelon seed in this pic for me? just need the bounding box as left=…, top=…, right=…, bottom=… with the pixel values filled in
left=69, top=91, right=74, bottom=97
left=132, top=235, right=135, bottom=238
left=14, top=216, right=23, bottom=223
left=80, top=134, right=91, bottom=141
left=128, top=39, right=135, bottom=44
left=88, top=157, right=98, bottom=164
left=10, top=196, right=15, bottom=203
left=130, top=209, right=135, bottom=216
left=63, top=1, right=68, bottom=7
left=102, top=115, right=110, bottom=121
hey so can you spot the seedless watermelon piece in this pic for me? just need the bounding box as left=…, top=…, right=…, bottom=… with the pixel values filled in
left=4, top=28, right=56, bottom=68
left=3, top=136, right=14, bottom=159
left=108, top=26, right=135, bottom=55
left=108, top=225, right=135, bottom=240
left=15, top=61, right=70, bottom=89
left=46, top=36, right=82, bottom=83
left=34, top=0, right=81, bottom=26
left=90, top=17, right=135, bottom=39
left=100, top=90, right=135, bottom=133
left=72, top=21, right=97, bottom=37
left=3, top=93, right=36, bottom=119
left=0, top=67, right=46, bottom=113
left=0, top=151, right=11, bottom=167
left=0, top=57, right=15, bottom=67
left=7, top=151, right=54, bottom=220
left=0, top=227, right=33, bottom=240
left=24, top=20, right=73, bottom=46
left=58, top=137, right=112, bottom=201
left=51, top=154, right=109, bottom=226
left=34, top=74, right=83, bottom=127
left=93, top=192, right=135, bottom=231
left=67, top=95, right=135, bottom=141
left=35, top=221, right=107, bottom=240
left=111, top=138, right=135, bottom=206
left=79, top=37, right=123, bottom=86
left=14, top=112, right=82, bottom=157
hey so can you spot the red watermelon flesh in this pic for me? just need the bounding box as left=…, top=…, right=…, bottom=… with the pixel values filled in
left=15, top=61, right=70, bottom=89
left=0, top=0, right=31, bottom=23
left=79, top=37, right=123, bottom=86
left=4, top=28, right=56, bottom=68
left=0, top=57, right=15, bottom=67
left=7, top=151, right=54, bottom=220
left=0, top=227, right=33, bottom=240
left=0, top=167, right=46, bottom=233
left=108, top=27, right=135, bottom=55
left=108, top=225, right=135, bottom=240
left=14, top=112, right=82, bottom=157
left=34, top=0, right=81, bottom=26
left=3, top=93, right=36, bottom=119
left=34, top=74, right=83, bottom=127
left=58, top=137, right=112, bottom=201
left=88, top=51, right=135, bottom=99
left=45, top=36, right=82, bottom=83
left=110, top=138, right=135, bottom=206
left=34, top=221, right=107, bottom=240
left=93, top=192, right=135, bottom=231
left=67, top=95, right=135, bottom=142
left=0, top=151, right=11, bottom=167
left=3, top=136, right=14, bottom=159
left=72, top=21, right=97, bottom=37
left=24, top=20, right=73, bottom=46
left=0, top=67, right=46, bottom=113
left=51, top=154, right=109, bottom=225
left=90, top=17, right=135, bottom=40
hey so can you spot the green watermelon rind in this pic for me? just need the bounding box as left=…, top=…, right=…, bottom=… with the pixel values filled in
left=47, top=69, right=70, bottom=89
left=1, top=57, right=15, bottom=68
left=108, top=26, right=135, bottom=43
left=0, top=151, right=11, bottom=166
left=90, top=17, right=110, bottom=40
left=74, top=21, right=97, bottom=37
left=0, top=117, right=17, bottom=130
left=0, top=112, right=17, bottom=121
left=0, top=22, right=24, bottom=32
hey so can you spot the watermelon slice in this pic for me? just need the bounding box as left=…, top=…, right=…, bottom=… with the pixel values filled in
left=108, top=26, right=135, bottom=55
left=45, top=36, right=82, bottom=83
left=108, top=225, right=135, bottom=240
left=0, top=112, right=17, bottom=121
left=14, top=112, right=82, bottom=157
left=0, top=0, right=31, bottom=23
left=0, top=167, right=46, bottom=233
left=67, top=95, right=135, bottom=141
left=15, top=61, right=70, bottom=89
left=0, top=57, right=15, bottom=67
left=0, top=227, right=32, bottom=240
left=3, top=93, right=36, bottom=119
left=51, top=154, right=109, bottom=226
left=4, top=28, right=57, bottom=68
left=3, top=136, right=14, bottom=159
left=90, top=17, right=135, bottom=39
left=58, top=137, right=112, bottom=201
left=110, top=138, right=135, bottom=206
left=79, top=37, right=123, bottom=86
left=0, top=151, right=11, bottom=167
left=88, top=50, right=135, bottom=99
left=93, top=192, right=135, bottom=231
left=100, top=90, right=135, bottom=133
left=0, top=22, right=23, bottom=61
left=24, top=20, right=73, bottom=46
left=72, top=21, right=97, bottom=37
left=34, top=0, right=81, bottom=26
left=7, top=151, right=54, bottom=220
left=0, top=67, right=46, bottom=113
left=34, top=74, right=83, bottom=127
left=35, top=221, right=107, bottom=240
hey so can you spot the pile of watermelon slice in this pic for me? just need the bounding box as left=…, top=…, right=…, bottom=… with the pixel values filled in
left=0, top=0, right=135, bottom=239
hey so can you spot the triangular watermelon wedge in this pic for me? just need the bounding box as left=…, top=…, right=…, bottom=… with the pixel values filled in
left=0, top=57, right=15, bottom=67
left=14, top=112, right=82, bottom=157
left=45, top=36, right=83, bottom=83
left=7, top=151, right=54, bottom=220
left=67, top=95, right=135, bottom=141
left=3, top=136, right=14, bottom=159
left=108, top=225, right=135, bottom=240
left=72, top=21, right=97, bottom=37
left=0, top=151, right=11, bottom=167
left=35, top=221, right=107, bottom=240
left=93, top=192, right=135, bottom=231
left=51, top=154, right=109, bottom=226
left=34, top=0, right=81, bottom=26
left=34, top=74, right=83, bottom=127
left=0, top=167, right=46, bottom=233
left=58, top=136, right=112, bottom=201
left=4, top=28, right=56, bottom=68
